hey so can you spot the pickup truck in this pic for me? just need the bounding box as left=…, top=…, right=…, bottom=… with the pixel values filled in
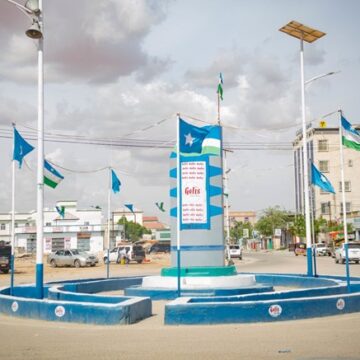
left=334, top=242, right=360, bottom=264
left=0, top=243, right=11, bottom=274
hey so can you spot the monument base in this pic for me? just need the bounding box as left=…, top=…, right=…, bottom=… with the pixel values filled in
left=161, top=265, right=237, bottom=277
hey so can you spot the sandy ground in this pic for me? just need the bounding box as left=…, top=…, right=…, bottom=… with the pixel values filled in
left=1, top=251, right=360, bottom=360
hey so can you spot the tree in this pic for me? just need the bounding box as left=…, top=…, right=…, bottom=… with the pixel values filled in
left=118, top=216, right=151, bottom=242
left=255, top=206, right=289, bottom=237
left=230, top=221, right=253, bottom=243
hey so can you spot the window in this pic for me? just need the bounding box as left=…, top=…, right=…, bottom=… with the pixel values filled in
left=0, top=224, right=5, bottom=230
left=321, top=202, right=330, bottom=215
left=45, top=222, right=51, bottom=226
left=340, top=202, right=351, bottom=214
left=318, top=139, right=328, bottom=152
left=339, top=181, right=351, bottom=192
left=319, top=160, right=329, bottom=173
left=348, top=159, right=353, bottom=167
left=84, top=221, right=90, bottom=226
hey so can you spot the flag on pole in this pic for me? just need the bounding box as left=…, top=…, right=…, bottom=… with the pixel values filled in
left=111, top=169, right=121, bottom=193
left=125, top=204, right=134, bottom=213
left=13, top=127, right=34, bottom=168
left=44, top=160, right=64, bottom=189
left=311, top=163, right=335, bottom=194
left=179, top=118, right=221, bottom=156
left=217, top=72, right=224, bottom=101
left=55, top=206, right=65, bottom=218
left=156, top=202, right=165, bottom=212
left=341, top=116, right=360, bottom=151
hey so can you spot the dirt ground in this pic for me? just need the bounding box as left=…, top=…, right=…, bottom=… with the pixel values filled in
left=1, top=251, right=360, bottom=360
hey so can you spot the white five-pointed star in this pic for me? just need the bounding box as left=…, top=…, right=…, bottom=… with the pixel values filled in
left=320, top=175, right=327, bottom=182
left=184, top=132, right=195, bottom=146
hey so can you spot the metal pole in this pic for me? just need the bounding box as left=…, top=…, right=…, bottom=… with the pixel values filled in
left=10, top=159, right=15, bottom=295
left=35, top=0, right=44, bottom=298
left=223, top=151, right=231, bottom=260
left=107, top=168, right=111, bottom=278
left=176, top=114, right=181, bottom=297
left=310, top=185, right=317, bottom=276
left=338, top=110, right=351, bottom=291
left=300, top=37, right=313, bottom=276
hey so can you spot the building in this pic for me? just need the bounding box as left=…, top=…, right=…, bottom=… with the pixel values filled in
left=293, top=125, right=360, bottom=222
left=229, top=211, right=256, bottom=226
left=0, top=201, right=110, bottom=254
left=143, top=216, right=167, bottom=238
left=113, top=207, right=143, bottom=226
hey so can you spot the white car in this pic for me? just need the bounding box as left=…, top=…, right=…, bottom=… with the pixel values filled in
left=226, top=245, right=242, bottom=260
left=313, top=243, right=331, bottom=256
left=334, top=242, right=360, bottom=264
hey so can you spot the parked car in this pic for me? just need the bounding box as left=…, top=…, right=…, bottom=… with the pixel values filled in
left=294, top=243, right=306, bottom=256
left=226, top=244, right=242, bottom=260
left=103, top=244, right=146, bottom=264
left=148, top=243, right=171, bottom=254
left=313, top=243, right=332, bottom=256
left=0, top=242, right=11, bottom=274
left=47, top=249, right=98, bottom=268
left=334, top=242, right=360, bottom=264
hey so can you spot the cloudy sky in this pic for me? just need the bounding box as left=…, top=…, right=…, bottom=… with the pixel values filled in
left=0, top=0, right=359, bottom=223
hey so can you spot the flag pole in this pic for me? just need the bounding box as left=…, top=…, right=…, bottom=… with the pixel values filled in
left=176, top=113, right=181, bottom=297
left=10, top=153, right=16, bottom=295
left=107, top=167, right=111, bottom=279
left=309, top=184, right=317, bottom=276
left=338, top=109, right=351, bottom=291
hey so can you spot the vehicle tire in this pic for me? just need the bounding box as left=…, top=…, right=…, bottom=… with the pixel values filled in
left=355, top=261, right=359, bottom=264
left=90, top=264, right=96, bottom=267
left=74, top=260, right=81, bottom=268
left=295, top=253, right=298, bottom=256
left=50, top=259, right=57, bottom=268
left=2, top=269, right=9, bottom=274
left=239, top=256, right=242, bottom=260
left=335, top=258, right=339, bottom=264
left=341, top=257, right=345, bottom=264
left=137, top=260, right=143, bottom=264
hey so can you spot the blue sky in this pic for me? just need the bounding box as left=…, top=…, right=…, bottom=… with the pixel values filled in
left=0, top=0, right=359, bottom=222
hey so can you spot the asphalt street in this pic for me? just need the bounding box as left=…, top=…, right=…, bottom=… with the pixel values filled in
left=0, top=250, right=360, bottom=360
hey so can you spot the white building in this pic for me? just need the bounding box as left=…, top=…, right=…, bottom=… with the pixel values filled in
left=293, top=125, right=360, bottom=223
left=0, top=201, right=107, bottom=254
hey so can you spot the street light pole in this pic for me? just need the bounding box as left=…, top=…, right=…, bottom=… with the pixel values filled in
left=280, top=21, right=326, bottom=276
left=35, top=0, right=44, bottom=299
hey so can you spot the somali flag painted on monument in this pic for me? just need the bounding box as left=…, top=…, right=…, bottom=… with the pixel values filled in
left=13, top=127, right=34, bottom=168
left=44, top=160, right=64, bottom=189
left=311, top=163, right=335, bottom=194
left=341, top=116, right=360, bottom=151
left=179, top=118, right=221, bottom=156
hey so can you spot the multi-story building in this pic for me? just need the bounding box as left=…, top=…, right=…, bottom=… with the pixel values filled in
left=0, top=201, right=115, bottom=254
left=229, top=211, right=257, bottom=227
left=293, top=125, right=360, bottom=223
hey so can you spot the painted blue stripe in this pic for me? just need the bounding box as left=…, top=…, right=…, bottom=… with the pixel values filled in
left=35, top=263, right=44, bottom=299
left=209, top=185, right=222, bottom=197
left=170, top=188, right=177, bottom=197
left=169, top=168, right=177, bottom=178
left=170, top=208, right=177, bottom=217
left=210, top=205, right=223, bottom=217
left=209, top=165, right=222, bottom=177
left=170, top=151, right=176, bottom=159
left=170, top=245, right=224, bottom=251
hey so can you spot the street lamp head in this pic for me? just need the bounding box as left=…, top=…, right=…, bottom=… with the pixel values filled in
left=26, top=21, right=42, bottom=39
left=25, top=0, right=40, bottom=16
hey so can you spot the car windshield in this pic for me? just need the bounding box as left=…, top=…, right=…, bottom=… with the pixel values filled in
left=349, top=243, right=360, bottom=249
left=317, top=244, right=326, bottom=247
left=71, top=249, right=79, bottom=255
left=230, top=246, right=239, bottom=250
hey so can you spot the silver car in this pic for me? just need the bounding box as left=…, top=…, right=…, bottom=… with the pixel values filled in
left=47, top=249, right=98, bottom=268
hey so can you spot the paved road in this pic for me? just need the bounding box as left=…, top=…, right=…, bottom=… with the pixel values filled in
left=1, top=251, right=360, bottom=360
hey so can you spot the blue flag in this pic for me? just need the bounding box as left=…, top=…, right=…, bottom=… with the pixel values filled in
left=311, top=163, right=335, bottom=194
left=179, top=118, right=209, bottom=154
left=111, top=169, right=121, bottom=193
left=13, top=127, right=35, bottom=168
left=125, top=204, right=134, bottom=213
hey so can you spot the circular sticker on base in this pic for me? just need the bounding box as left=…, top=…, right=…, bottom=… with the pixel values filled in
left=269, top=304, right=282, bottom=317
left=11, top=301, right=19, bottom=313
left=336, top=298, right=345, bottom=310
left=55, top=305, right=66, bottom=317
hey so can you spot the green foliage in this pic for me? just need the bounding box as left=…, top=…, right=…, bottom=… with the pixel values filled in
left=288, top=214, right=306, bottom=238
left=230, top=221, right=253, bottom=242
left=118, top=216, right=151, bottom=242
left=255, top=206, right=290, bottom=237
